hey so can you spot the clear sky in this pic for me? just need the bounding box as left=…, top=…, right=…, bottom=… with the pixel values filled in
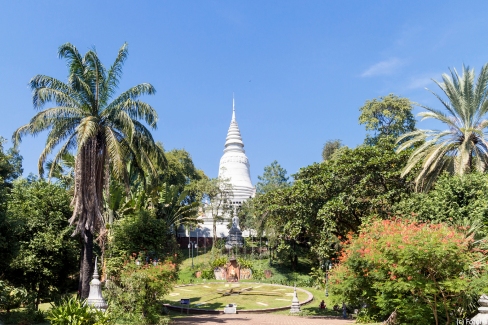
left=2, top=1, right=488, bottom=182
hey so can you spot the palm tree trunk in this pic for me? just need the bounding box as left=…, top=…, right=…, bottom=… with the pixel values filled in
left=78, top=240, right=84, bottom=297
left=80, top=230, right=94, bottom=299
left=71, top=137, right=106, bottom=299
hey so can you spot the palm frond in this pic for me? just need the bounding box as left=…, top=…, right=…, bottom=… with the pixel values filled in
left=102, top=43, right=129, bottom=105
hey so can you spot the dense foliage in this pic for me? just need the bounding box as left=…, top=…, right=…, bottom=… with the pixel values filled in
left=395, top=172, right=488, bottom=231
left=255, top=160, right=290, bottom=194
left=105, top=210, right=178, bottom=278
left=47, top=296, right=112, bottom=325
left=252, top=138, right=414, bottom=264
left=6, top=179, right=79, bottom=309
left=0, top=138, right=22, bottom=274
left=106, top=259, right=177, bottom=325
left=321, top=139, right=342, bottom=161
left=329, top=219, right=488, bottom=324
left=359, top=94, right=415, bottom=145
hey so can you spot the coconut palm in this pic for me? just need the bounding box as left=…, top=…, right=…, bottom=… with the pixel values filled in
left=397, top=64, right=488, bottom=190
left=13, top=43, right=164, bottom=298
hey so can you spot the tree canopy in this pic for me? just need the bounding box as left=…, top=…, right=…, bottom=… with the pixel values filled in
left=359, top=94, right=415, bottom=145
left=6, top=179, right=78, bottom=309
left=253, top=139, right=414, bottom=263
left=0, top=138, right=22, bottom=275
left=255, top=160, right=290, bottom=194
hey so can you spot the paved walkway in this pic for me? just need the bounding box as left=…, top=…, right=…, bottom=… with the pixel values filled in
left=171, top=314, right=355, bottom=324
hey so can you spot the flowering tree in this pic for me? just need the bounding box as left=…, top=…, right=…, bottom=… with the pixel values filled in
left=329, top=219, right=488, bottom=325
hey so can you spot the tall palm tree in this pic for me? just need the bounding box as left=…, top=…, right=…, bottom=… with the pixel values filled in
left=13, top=43, right=164, bottom=298
left=397, top=64, right=488, bottom=190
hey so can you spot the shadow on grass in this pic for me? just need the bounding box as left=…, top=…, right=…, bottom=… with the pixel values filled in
left=0, top=310, right=48, bottom=325
left=171, top=315, right=252, bottom=324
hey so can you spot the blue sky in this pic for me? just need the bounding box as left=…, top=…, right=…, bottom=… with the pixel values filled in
left=2, top=1, right=488, bottom=183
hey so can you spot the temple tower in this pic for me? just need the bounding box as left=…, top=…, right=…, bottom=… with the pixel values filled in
left=218, top=98, right=255, bottom=204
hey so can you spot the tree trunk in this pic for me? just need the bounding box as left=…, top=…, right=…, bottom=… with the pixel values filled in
left=71, top=137, right=105, bottom=298
left=80, top=230, right=93, bottom=299
left=213, top=219, right=217, bottom=248
left=78, top=239, right=84, bottom=297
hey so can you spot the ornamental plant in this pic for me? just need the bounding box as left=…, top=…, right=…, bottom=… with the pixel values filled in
left=105, top=257, right=177, bottom=325
left=328, top=219, right=488, bottom=325
left=47, top=296, right=112, bottom=325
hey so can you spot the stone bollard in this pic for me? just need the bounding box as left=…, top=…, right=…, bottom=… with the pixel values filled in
left=471, top=294, right=488, bottom=325
left=85, top=257, right=108, bottom=311
left=290, top=285, right=301, bottom=314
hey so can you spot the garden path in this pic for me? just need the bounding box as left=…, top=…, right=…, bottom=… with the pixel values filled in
left=171, top=314, right=355, bottom=324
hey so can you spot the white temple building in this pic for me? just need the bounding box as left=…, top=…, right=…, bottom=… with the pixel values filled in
left=178, top=99, right=255, bottom=240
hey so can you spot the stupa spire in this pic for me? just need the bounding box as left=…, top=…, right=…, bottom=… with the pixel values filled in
left=232, top=94, right=236, bottom=121
left=224, top=97, right=244, bottom=153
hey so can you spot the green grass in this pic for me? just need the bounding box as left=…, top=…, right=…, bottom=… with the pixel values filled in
left=163, top=282, right=310, bottom=310
left=171, top=247, right=385, bottom=322
left=0, top=304, right=50, bottom=325
left=176, top=247, right=314, bottom=286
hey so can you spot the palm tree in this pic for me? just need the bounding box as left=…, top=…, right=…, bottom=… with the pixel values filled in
left=396, top=65, right=488, bottom=190
left=156, top=183, right=200, bottom=234
left=45, top=152, right=75, bottom=190
left=13, top=43, right=164, bottom=298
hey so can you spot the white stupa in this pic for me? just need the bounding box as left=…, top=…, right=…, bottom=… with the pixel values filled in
left=218, top=98, right=255, bottom=204
left=178, top=98, right=254, bottom=240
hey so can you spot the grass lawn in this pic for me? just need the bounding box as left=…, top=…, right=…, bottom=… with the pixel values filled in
left=163, top=282, right=310, bottom=310
left=0, top=302, right=51, bottom=325
left=176, top=247, right=314, bottom=286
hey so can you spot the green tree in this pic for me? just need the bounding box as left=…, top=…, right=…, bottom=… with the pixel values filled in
left=253, top=139, right=414, bottom=264
left=0, top=138, right=22, bottom=276
left=359, top=94, right=415, bottom=145
left=160, top=148, right=205, bottom=192
left=255, top=160, right=290, bottom=194
left=12, top=43, right=164, bottom=298
left=154, top=183, right=200, bottom=234
left=395, top=172, right=488, bottom=231
left=106, top=210, right=177, bottom=277
left=189, top=176, right=233, bottom=247
left=105, top=257, right=177, bottom=325
left=397, top=65, right=488, bottom=190
left=321, top=139, right=343, bottom=161
left=6, top=179, right=78, bottom=310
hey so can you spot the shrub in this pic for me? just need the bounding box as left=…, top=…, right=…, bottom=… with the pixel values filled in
left=210, top=256, right=228, bottom=269
left=106, top=257, right=177, bottom=325
left=105, top=210, right=178, bottom=279
left=201, top=269, right=214, bottom=280
left=237, top=258, right=253, bottom=269
left=46, top=296, right=112, bottom=325
left=213, top=238, right=226, bottom=250
left=329, top=219, right=488, bottom=325
left=0, top=280, right=27, bottom=312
